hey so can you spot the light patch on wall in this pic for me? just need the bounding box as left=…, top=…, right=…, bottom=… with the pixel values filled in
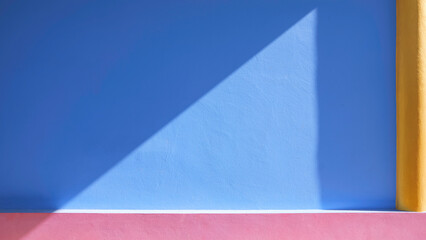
left=62, top=10, right=319, bottom=210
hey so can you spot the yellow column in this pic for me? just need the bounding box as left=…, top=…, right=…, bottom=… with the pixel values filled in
left=396, top=0, right=426, bottom=212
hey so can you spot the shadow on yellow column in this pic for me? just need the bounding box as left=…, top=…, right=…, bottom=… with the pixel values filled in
left=396, top=0, right=426, bottom=212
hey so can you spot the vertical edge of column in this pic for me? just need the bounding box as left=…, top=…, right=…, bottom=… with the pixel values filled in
left=396, top=0, right=426, bottom=212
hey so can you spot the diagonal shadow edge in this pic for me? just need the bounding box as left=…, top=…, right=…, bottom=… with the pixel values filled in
left=0, top=2, right=318, bottom=214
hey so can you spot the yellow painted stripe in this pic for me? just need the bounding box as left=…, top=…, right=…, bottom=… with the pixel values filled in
left=396, top=0, right=426, bottom=212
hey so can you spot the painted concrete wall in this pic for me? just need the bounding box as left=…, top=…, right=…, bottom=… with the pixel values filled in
left=0, top=0, right=395, bottom=210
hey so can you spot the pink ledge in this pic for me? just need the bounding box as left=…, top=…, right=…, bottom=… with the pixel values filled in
left=1, top=212, right=425, bottom=240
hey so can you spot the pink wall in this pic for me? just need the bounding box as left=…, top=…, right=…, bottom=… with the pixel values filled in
left=1, top=213, right=425, bottom=240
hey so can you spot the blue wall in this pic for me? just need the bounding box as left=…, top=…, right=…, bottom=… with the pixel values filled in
left=0, top=0, right=395, bottom=210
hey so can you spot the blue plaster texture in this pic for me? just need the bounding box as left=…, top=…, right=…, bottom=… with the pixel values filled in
left=0, top=0, right=395, bottom=210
